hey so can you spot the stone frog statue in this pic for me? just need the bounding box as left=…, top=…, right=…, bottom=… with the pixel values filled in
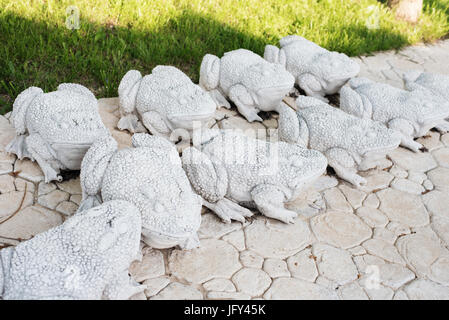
left=403, top=70, right=449, bottom=103
left=78, top=133, right=202, bottom=250
left=264, top=35, right=360, bottom=102
left=117, top=66, right=217, bottom=140
left=340, top=77, right=449, bottom=152
left=199, top=49, right=295, bottom=122
left=182, top=129, right=327, bottom=224
left=277, top=96, right=401, bottom=188
left=6, top=84, right=110, bottom=183
left=0, top=200, right=143, bottom=300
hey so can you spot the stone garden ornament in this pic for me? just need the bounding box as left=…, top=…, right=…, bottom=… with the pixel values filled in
left=117, top=66, right=217, bottom=140
left=6, top=84, right=109, bottom=182
left=264, top=35, right=360, bottom=102
left=277, top=96, right=401, bottom=187
left=0, top=200, right=143, bottom=300
left=199, top=49, right=295, bottom=122
left=78, top=133, right=202, bottom=250
left=340, top=77, right=449, bottom=152
left=182, top=129, right=327, bottom=224
left=403, top=70, right=449, bottom=103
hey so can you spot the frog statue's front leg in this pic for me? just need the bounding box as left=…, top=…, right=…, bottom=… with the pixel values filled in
left=182, top=147, right=253, bottom=223
left=25, top=133, right=63, bottom=183
left=388, top=118, right=424, bottom=153
left=325, top=147, right=367, bottom=188
left=250, top=184, right=298, bottom=224
left=228, top=84, right=263, bottom=122
left=297, top=73, right=328, bottom=102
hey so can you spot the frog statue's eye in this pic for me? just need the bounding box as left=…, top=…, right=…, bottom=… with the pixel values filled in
left=178, top=97, right=187, bottom=105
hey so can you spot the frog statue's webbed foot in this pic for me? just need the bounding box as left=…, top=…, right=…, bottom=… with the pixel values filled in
left=325, top=147, right=367, bottom=188
left=228, top=84, right=263, bottom=122
left=251, top=184, right=298, bottom=224
left=182, top=146, right=252, bottom=223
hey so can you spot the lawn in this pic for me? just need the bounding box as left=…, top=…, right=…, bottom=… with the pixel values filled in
left=1, top=0, right=448, bottom=114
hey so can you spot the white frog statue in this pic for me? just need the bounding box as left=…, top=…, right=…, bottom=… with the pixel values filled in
left=264, top=35, right=360, bottom=102
left=403, top=70, right=449, bottom=102
left=182, top=129, right=327, bottom=224
left=6, top=84, right=110, bottom=182
left=117, top=66, right=217, bottom=140
left=277, top=96, right=401, bottom=187
left=0, top=200, right=143, bottom=300
left=78, top=133, right=202, bottom=250
left=340, top=77, right=449, bottom=152
left=199, top=49, right=295, bottom=122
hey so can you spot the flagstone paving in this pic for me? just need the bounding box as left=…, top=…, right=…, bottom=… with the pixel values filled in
left=1, top=39, right=449, bottom=300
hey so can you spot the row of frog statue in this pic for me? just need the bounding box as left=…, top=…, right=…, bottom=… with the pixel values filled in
left=2, top=35, right=449, bottom=299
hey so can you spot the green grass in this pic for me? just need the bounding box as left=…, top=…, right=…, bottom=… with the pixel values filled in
left=1, top=0, right=449, bottom=114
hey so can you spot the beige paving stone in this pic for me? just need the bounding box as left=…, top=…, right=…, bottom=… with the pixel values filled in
left=407, top=170, right=427, bottom=184
left=286, top=248, right=318, bottom=282
left=129, top=292, right=147, bottom=300
left=207, top=291, right=251, bottom=300
left=55, top=201, right=78, bottom=216
left=0, top=115, right=16, bottom=151
left=359, top=171, right=394, bottom=193
left=338, top=184, right=366, bottom=209
left=198, top=213, right=243, bottom=239
left=389, top=165, right=408, bottom=178
left=150, top=282, right=203, bottom=300
left=313, top=244, right=358, bottom=285
left=203, top=278, right=236, bottom=292
left=373, top=227, right=397, bottom=244
left=416, top=131, right=442, bottom=152
left=143, top=277, right=170, bottom=297
left=312, top=175, right=338, bottom=192
left=14, top=178, right=34, bottom=193
left=397, top=232, right=449, bottom=285
left=244, top=217, right=312, bottom=259
left=38, top=181, right=57, bottom=196
left=0, top=205, right=62, bottom=240
left=393, top=290, right=409, bottom=300
left=337, top=282, right=368, bottom=300
left=0, top=174, right=15, bottom=193
left=240, top=250, right=264, bottom=268
left=0, top=162, right=13, bottom=175
left=168, top=239, right=241, bottom=284
left=363, top=193, right=380, bottom=208
left=404, top=279, right=449, bottom=300
left=427, top=167, right=449, bottom=191
left=441, top=133, right=449, bottom=147
left=361, top=282, right=394, bottom=300
left=348, top=246, right=366, bottom=256
left=388, top=147, right=437, bottom=172
left=263, top=258, right=290, bottom=278
left=391, top=178, right=425, bottom=195
left=14, top=159, right=44, bottom=183
left=311, top=211, right=372, bottom=249
left=70, top=194, right=82, bottom=206
left=231, top=268, right=271, bottom=296
left=323, top=187, right=353, bottom=213
left=56, top=177, right=82, bottom=194
left=362, top=239, right=405, bottom=265
left=0, top=190, right=33, bottom=220
left=377, top=188, right=429, bottom=227
left=263, top=278, right=339, bottom=300
left=129, top=247, right=165, bottom=282
left=38, top=189, right=70, bottom=210
left=221, top=229, right=245, bottom=251
left=356, top=206, right=389, bottom=228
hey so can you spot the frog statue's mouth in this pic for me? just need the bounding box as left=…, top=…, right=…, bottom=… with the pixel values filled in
left=256, top=83, right=294, bottom=109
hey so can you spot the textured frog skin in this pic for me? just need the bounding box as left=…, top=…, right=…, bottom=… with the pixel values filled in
left=199, top=49, right=295, bottom=122
left=78, top=133, right=202, bottom=249
left=0, top=200, right=143, bottom=300
left=277, top=96, right=401, bottom=187
left=264, top=35, right=360, bottom=102
left=182, top=129, right=327, bottom=224
left=340, top=77, right=449, bottom=152
left=117, top=66, right=217, bottom=140
left=403, top=70, right=449, bottom=102
left=6, top=84, right=110, bottom=182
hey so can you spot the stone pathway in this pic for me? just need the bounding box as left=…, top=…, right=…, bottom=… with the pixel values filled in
left=1, top=40, right=449, bottom=300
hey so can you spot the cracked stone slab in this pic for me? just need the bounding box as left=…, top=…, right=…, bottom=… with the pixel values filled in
left=244, top=218, right=312, bottom=259
left=263, top=278, right=339, bottom=300
left=311, top=211, right=372, bottom=249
